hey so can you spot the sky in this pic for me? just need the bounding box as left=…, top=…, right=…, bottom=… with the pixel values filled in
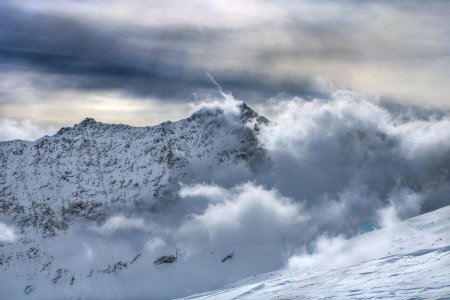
left=1, top=0, right=450, bottom=139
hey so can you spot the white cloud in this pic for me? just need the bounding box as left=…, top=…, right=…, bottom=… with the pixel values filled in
left=0, top=71, right=190, bottom=130
left=179, top=184, right=229, bottom=202
left=260, top=90, right=386, bottom=152
left=188, top=94, right=242, bottom=118
left=176, top=183, right=306, bottom=252
left=0, top=118, right=56, bottom=142
left=83, top=243, right=95, bottom=261
left=18, top=0, right=287, bottom=29
left=94, top=215, right=145, bottom=233
left=287, top=231, right=393, bottom=272
left=393, top=118, right=450, bottom=160
left=145, top=237, right=166, bottom=253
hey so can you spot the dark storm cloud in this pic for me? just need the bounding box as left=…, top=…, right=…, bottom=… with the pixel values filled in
left=0, top=1, right=325, bottom=102
left=0, top=2, right=205, bottom=99
left=1, top=0, right=450, bottom=128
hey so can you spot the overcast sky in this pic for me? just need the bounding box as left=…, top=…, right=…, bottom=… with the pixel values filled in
left=1, top=0, right=450, bottom=137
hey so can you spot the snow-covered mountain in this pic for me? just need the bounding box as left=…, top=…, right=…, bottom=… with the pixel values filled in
left=181, top=205, right=450, bottom=299
left=1, top=96, right=450, bottom=299
left=0, top=102, right=267, bottom=237
left=0, top=102, right=269, bottom=299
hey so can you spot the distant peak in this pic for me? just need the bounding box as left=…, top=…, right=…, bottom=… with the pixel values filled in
left=187, top=101, right=269, bottom=125
left=73, top=117, right=100, bottom=129
left=239, top=102, right=251, bottom=110
left=239, top=102, right=255, bottom=115
left=79, top=118, right=97, bottom=126
left=55, top=118, right=98, bottom=135
left=239, top=102, right=269, bottom=124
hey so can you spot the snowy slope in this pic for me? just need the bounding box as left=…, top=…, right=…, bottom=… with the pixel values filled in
left=181, top=205, right=450, bottom=299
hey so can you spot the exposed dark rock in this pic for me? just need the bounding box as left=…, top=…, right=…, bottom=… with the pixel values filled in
left=154, top=254, right=177, bottom=265
left=51, top=268, right=69, bottom=284
left=23, top=285, right=34, bottom=295
left=222, top=253, right=234, bottom=263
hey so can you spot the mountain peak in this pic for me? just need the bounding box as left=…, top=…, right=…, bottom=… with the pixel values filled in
left=239, top=102, right=269, bottom=124
left=187, top=101, right=269, bottom=125
left=55, top=117, right=100, bottom=135
left=78, top=117, right=97, bottom=126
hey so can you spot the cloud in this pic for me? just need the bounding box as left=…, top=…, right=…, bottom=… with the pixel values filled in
left=257, top=90, right=450, bottom=216
left=179, top=184, right=229, bottom=202
left=82, top=243, right=95, bottom=261
left=145, top=237, right=166, bottom=252
left=2, top=0, right=450, bottom=125
left=0, top=71, right=195, bottom=129
left=176, top=183, right=306, bottom=252
left=187, top=90, right=244, bottom=122
left=287, top=231, right=395, bottom=272
left=171, top=89, right=448, bottom=272
left=287, top=191, right=442, bottom=273
left=0, top=118, right=56, bottom=141
left=0, top=1, right=323, bottom=103
left=17, top=0, right=285, bottom=30
left=94, top=215, right=145, bottom=234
